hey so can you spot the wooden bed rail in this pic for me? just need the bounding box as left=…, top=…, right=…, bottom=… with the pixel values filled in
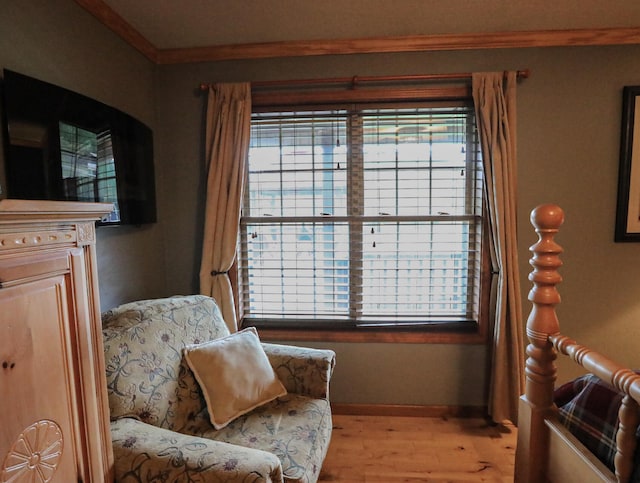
left=516, top=204, right=640, bottom=482
left=549, top=335, right=640, bottom=481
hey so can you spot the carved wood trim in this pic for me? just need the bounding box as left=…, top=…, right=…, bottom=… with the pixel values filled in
left=76, top=223, right=95, bottom=246
left=0, top=420, right=64, bottom=483
left=71, top=1, right=640, bottom=63
left=0, top=230, right=76, bottom=252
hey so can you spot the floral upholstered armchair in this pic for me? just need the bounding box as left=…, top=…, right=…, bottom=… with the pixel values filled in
left=101, top=295, right=336, bottom=483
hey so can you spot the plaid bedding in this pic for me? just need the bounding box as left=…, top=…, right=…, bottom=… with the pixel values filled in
left=554, top=373, right=640, bottom=479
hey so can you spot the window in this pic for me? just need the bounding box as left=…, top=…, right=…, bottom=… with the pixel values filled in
left=240, top=101, right=485, bottom=335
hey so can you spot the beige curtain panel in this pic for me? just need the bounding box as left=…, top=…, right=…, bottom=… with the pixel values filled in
left=472, top=71, right=524, bottom=424
left=199, top=83, right=251, bottom=332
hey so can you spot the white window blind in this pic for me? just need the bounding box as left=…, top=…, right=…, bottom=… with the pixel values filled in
left=241, top=103, right=483, bottom=329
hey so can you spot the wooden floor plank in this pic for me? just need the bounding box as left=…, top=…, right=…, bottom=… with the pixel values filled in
left=319, top=415, right=517, bottom=482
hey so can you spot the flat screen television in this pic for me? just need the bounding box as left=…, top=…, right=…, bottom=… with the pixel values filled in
left=1, top=69, right=157, bottom=225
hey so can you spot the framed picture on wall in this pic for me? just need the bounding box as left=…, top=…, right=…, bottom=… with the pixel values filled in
left=615, top=85, right=640, bottom=242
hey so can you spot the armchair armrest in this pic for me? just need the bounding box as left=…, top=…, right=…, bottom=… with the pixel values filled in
left=262, top=343, right=336, bottom=399
left=110, top=418, right=283, bottom=482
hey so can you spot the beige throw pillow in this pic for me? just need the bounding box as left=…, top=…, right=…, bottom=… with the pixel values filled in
left=183, top=327, right=287, bottom=429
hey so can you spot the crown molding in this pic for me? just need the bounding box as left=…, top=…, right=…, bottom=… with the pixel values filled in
left=75, top=1, right=640, bottom=65
left=75, top=0, right=158, bottom=62
left=156, top=27, right=640, bottom=64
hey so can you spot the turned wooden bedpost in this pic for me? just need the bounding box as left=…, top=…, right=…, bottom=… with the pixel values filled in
left=515, top=204, right=565, bottom=482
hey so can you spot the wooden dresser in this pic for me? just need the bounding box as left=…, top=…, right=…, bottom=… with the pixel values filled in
left=0, top=200, right=114, bottom=482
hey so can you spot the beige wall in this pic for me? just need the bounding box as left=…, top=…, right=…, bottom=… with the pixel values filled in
left=516, top=46, right=640, bottom=382
left=156, top=46, right=640, bottom=405
left=4, top=0, right=640, bottom=407
left=0, top=0, right=167, bottom=311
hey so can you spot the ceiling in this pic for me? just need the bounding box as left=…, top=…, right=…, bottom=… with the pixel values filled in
left=77, top=0, right=640, bottom=63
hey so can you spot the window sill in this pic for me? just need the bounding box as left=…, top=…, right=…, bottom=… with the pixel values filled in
left=252, top=327, right=487, bottom=344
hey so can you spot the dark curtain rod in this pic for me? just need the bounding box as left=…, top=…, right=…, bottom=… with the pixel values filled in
left=199, top=69, right=530, bottom=91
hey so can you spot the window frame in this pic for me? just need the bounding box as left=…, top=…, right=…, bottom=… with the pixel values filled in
left=239, top=90, right=491, bottom=344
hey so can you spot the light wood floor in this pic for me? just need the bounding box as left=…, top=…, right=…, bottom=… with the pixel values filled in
left=318, top=415, right=517, bottom=482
